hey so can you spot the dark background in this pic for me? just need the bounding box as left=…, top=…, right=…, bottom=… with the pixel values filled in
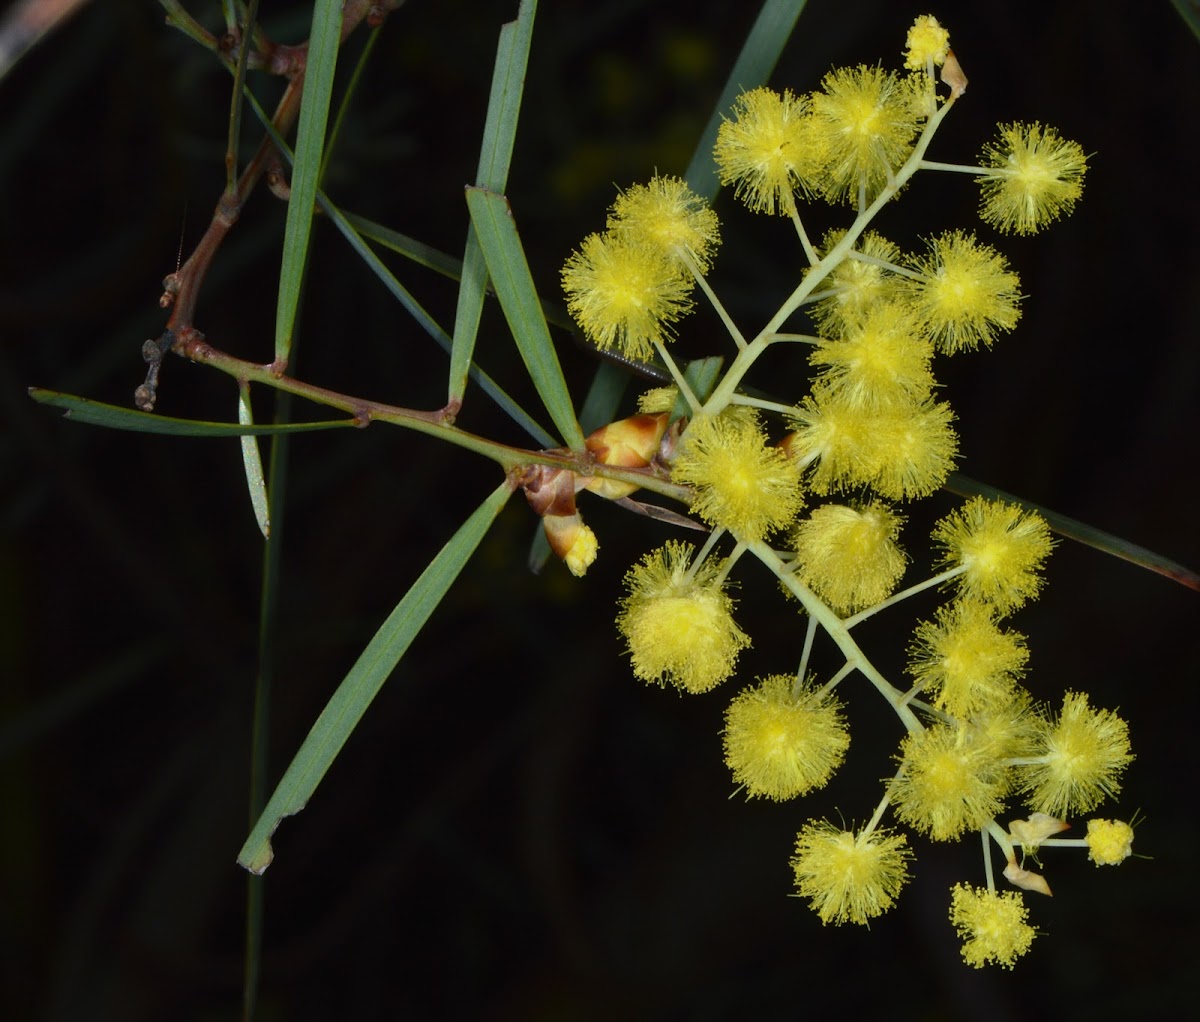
left=2, top=1, right=1198, bottom=1019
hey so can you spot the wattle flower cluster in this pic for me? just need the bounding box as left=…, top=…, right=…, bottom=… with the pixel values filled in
left=554, top=14, right=1130, bottom=969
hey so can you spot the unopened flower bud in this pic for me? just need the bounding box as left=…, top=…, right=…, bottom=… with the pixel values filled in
left=543, top=512, right=598, bottom=577
left=584, top=412, right=669, bottom=499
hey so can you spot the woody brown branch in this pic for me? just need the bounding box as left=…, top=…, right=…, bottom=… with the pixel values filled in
left=141, top=1, right=398, bottom=410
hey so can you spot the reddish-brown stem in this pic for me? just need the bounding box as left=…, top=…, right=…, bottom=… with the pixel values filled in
left=144, top=0, right=394, bottom=410
left=167, top=331, right=695, bottom=505
left=162, top=73, right=305, bottom=335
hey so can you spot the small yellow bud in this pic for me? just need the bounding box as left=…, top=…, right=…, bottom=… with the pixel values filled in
left=903, top=15, right=950, bottom=70
left=543, top=513, right=598, bottom=577
left=1085, top=819, right=1135, bottom=866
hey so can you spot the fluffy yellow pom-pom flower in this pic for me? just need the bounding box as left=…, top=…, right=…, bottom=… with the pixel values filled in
left=714, top=87, right=827, bottom=214
left=978, top=122, right=1087, bottom=236
left=783, top=385, right=955, bottom=498
left=809, top=300, right=936, bottom=410
left=810, top=65, right=921, bottom=205
left=607, top=174, right=721, bottom=272
left=616, top=541, right=749, bottom=694
left=1021, top=691, right=1134, bottom=816
left=903, top=230, right=1022, bottom=353
left=672, top=412, right=803, bottom=542
left=561, top=232, right=693, bottom=361
left=786, top=387, right=958, bottom=500
left=792, top=501, right=907, bottom=614
left=907, top=599, right=1029, bottom=717
left=893, top=722, right=1010, bottom=840
left=949, top=885, right=1036, bottom=968
left=931, top=497, right=1054, bottom=614
left=722, top=675, right=850, bottom=800
left=791, top=822, right=912, bottom=925
left=1085, top=818, right=1135, bottom=866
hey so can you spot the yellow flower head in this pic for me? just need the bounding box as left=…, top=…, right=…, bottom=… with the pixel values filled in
left=561, top=231, right=693, bottom=361
left=1085, top=818, right=1135, bottom=866
left=949, top=885, right=1037, bottom=968
left=714, top=87, right=827, bottom=214
left=722, top=675, right=850, bottom=800
left=784, top=385, right=957, bottom=499
left=893, top=722, right=1010, bottom=841
left=791, top=822, right=912, bottom=925
left=616, top=541, right=749, bottom=694
left=1021, top=691, right=1134, bottom=816
left=932, top=497, right=1054, bottom=614
left=903, top=15, right=951, bottom=71
left=607, top=174, right=722, bottom=271
left=809, top=300, right=936, bottom=410
left=672, top=412, right=803, bottom=542
left=809, top=230, right=906, bottom=334
left=811, top=65, right=921, bottom=205
left=903, top=230, right=1022, bottom=353
left=907, top=599, right=1029, bottom=718
left=792, top=500, right=907, bottom=614
left=978, top=122, right=1087, bottom=235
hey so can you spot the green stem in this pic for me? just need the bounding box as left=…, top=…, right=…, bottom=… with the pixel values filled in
left=694, top=89, right=968, bottom=419
left=842, top=565, right=965, bottom=629
left=749, top=540, right=921, bottom=732
left=680, top=250, right=746, bottom=349
left=173, top=335, right=694, bottom=503
left=919, top=159, right=983, bottom=175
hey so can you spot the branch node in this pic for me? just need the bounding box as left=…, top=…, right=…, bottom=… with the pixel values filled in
left=135, top=329, right=176, bottom=411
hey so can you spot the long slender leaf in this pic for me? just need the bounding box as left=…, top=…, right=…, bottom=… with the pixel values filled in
left=240, top=88, right=559, bottom=448
left=342, top=211, right=464, bottom=281
left=466, top=187, right=584, bottom=450
left=29, top=388, right=356, bottom=436
left=236, top=481, right=515, bottom=874
left=344, top=209, right=579, bottom=336
left=237, top=383, right=270, bottom=538
left=684, top=0, right=809, bottom=200
left=448, top=0, right=537, bottom=407
left=275, top=0, right=342, bottom=364
left=315, top=195, right=557, bottom=448
left=1170, top=0, right=1200, bottom=43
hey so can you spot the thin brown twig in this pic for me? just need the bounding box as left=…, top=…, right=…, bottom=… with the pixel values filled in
left=139, top=1, right=397, bottom=411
